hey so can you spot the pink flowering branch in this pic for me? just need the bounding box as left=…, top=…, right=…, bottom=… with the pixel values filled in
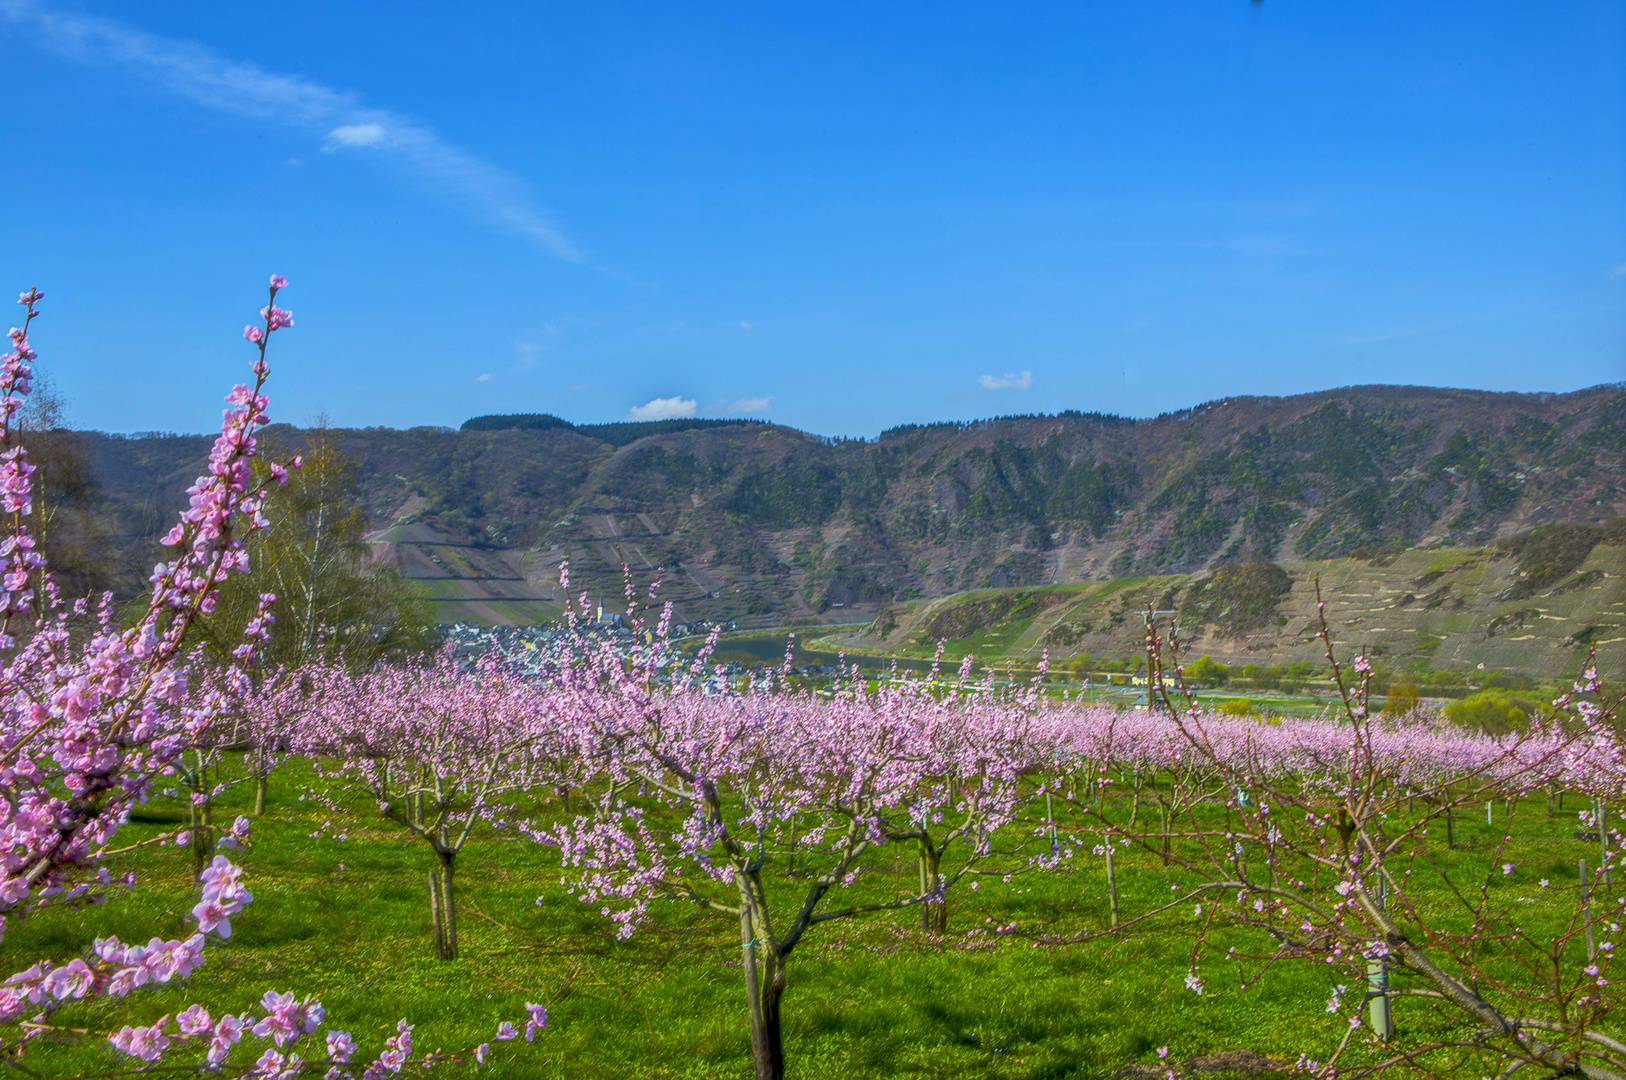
left=1030, top=588, right=1626, bottom=1078
left=0, top=279, right=536, bottom=1076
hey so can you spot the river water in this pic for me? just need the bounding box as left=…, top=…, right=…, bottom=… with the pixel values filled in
left=692, top=633, right=949, bottom=675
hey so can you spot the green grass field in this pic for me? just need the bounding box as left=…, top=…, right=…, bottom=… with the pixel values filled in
left=15, top=761, right=1609, bottom=1079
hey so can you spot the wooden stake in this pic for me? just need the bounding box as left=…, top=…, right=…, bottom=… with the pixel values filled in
left=1582, top=859, right=1597, bottom=963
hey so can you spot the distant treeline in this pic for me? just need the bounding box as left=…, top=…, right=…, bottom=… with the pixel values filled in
left=461, top=413, right=766, bottom=448
left=879, top=409, right=1135, bottom=441
left=465, top=408, right=1143, bottom=448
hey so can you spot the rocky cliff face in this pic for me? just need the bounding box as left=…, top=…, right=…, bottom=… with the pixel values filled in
left=82, top=383, right=1625, bottom=627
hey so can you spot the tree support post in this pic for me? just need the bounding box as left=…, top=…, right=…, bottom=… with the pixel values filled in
left=1366, top=874, right=1393, bottom=1041
left=1105, top=841, right=1119, bottom=929
left=1045, top=790, right=1059, bottom=857
left=1597, top=801, right=1612, bottom=886
left=1582, top=859, right=1598, bottom=964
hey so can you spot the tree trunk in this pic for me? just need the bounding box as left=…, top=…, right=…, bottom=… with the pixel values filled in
left=254, top=773, right=268, bottom=817
left=758, top=958, right=786, bottom=1080
left=739, top=886, right=786, bottom=1080
left=429, top=849, right=457, bottom=960
left=1156, top=797, right=1171, bottom=866
left=189, top=798, right=214, bottom=879
left=918, top=839, right=946, bottom=934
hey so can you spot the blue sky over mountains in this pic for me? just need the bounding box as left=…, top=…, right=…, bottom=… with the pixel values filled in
left=4, top=1, right=1622, bottom=436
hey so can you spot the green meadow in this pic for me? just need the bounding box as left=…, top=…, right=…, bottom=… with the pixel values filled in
left=18, top=760, right=1606, bottom=1079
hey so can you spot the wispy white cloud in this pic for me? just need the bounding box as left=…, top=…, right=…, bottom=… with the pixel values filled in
left=1611, top=263, right=1626, bottom=278
left=475, top=373, right=493, bottom=382
left=977, top=370, right=1033, bottom=390
left=511, top=339, right=548, bottom=372
left=0, top=0, right=579, bottom=260
left=325, top=122, right=388, bottom=149
left=627, top=396, right=697, bottom=421
left=737, top=320, right=753, bottom=330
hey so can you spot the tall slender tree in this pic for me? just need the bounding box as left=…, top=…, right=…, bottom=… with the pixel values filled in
left=12, top=371, right=110, bottom=597
left=201, top=422, right=436, bottom=671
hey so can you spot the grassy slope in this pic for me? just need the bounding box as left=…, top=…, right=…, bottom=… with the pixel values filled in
left=836, top=544, right=1626, bottom=680
left=14, top=761, right=1610, bottom=1079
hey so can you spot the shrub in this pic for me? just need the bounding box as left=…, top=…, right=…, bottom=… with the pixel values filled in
left=1383, top=681, right=1420, bottom=716
left=1188, top=654, right=1230, bottom=686
left=1445, top=691, right=1538, bottom=736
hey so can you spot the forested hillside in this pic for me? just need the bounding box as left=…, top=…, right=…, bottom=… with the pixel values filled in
left=78, top=383, right=1625, bottom=627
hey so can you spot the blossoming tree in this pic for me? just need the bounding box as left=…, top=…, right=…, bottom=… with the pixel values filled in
left=533, top=581, right=1037, bottom=1080
left=289, top=649, right=547, bottom=960
left=0, top=280, right=537, bottom=1075
left=1043, top=589, right=1626, bottom=1078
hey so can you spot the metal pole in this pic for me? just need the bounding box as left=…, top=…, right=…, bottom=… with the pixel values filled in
left=1046, top=790, right=1058, bottom=857
left=1366, top=874, right=1394, bottom=1040
left=1105, top=842, right=1119, bottom=929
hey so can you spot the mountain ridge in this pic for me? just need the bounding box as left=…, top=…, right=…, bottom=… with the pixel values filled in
left=73, top=382, right=1625, bottom=629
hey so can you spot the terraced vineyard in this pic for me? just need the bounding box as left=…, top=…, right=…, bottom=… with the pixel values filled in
left=834, top=535, right=1626, bottom=681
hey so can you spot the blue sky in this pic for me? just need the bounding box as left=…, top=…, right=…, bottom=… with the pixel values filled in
left=4, top=1, right=1623, bottom=436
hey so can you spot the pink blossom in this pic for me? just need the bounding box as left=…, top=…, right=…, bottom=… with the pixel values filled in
left=327, top=1029, right=356, bottom=1063
left=260, top=305, right=293, bottom=331
left=41, top=958, right=93, bottom=999
left=524, top=1001, right=547, bottom=1041
left=110, top=1016, right=171, bottom=1062
left=252, top=990, right=303, bottom=1046
left=176, top=1003, right=212, bottom=1035
left=208, top=1014, right=244, bottom=1065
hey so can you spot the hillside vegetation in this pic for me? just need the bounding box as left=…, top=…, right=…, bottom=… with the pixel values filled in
left=841, top=531, right=1626, bottom=680
left=76, top=383, right=1625, bottom=632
